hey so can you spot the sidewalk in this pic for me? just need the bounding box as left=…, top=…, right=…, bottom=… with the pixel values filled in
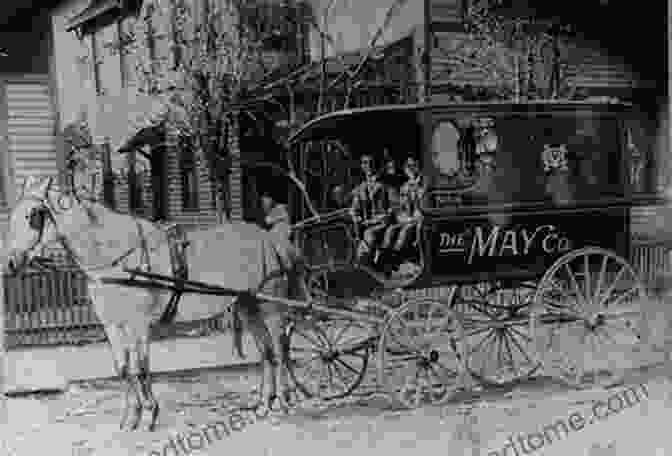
left=4, top=331, right=260, bottom=394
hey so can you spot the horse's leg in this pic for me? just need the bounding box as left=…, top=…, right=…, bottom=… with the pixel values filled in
left=266, top=312, right=291, bottom=411
left=244, top=312, right=277, bottom=410
left=104, top=324, right=133, bottom=430
left=136, top=327, right=160, bottom=432
left=122, top=324, right=145, bottom=431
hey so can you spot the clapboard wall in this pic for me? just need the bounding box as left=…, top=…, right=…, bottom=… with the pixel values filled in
left=0, top=76, right=59, bottom=235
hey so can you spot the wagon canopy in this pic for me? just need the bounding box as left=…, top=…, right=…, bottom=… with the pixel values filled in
left=287, top=104, right=427, bottom=146
left=286, top=101, right=635, bottom=146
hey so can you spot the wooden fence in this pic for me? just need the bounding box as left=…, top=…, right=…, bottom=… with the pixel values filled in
left=3, top=240, right=672, bottom=349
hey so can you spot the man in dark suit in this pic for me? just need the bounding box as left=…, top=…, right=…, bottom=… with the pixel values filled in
left=350, top=154, right=391, bottom=266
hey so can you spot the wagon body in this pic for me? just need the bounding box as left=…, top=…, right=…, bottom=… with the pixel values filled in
left=281, top=101, right=657, bottom=405
left=287, top=101, right=648, bottom=291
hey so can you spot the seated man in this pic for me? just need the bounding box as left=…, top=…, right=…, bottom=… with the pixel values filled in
left=350, top=154, right=392, bottom=266
left=382, top=157, right=427, bottom=270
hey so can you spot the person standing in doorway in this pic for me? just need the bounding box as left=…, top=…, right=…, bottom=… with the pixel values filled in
left=261, top=192, right=291, bottom=241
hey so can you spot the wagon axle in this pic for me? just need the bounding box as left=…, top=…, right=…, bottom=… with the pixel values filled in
left=417, top=350, right=441, bottom=368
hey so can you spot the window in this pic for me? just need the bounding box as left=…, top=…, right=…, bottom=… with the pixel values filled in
left=179, top=136, right=199, bottom=210
left=432, top=113, right=623, bottom=206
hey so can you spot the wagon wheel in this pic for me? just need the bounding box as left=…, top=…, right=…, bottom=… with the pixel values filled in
left=285, top=317, right=372, bottom=401
left=529, top=247, right=647, bottom=388
left=378, top=298, right=470, bottom=409
left=461, top=282, right=541, bottom=386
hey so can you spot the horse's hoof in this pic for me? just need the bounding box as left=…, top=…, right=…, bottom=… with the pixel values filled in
left=129, top=407, right=143, bottom=431
left=147, top=406, right=160, bottom=432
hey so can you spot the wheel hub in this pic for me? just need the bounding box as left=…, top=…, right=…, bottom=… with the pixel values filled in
left=321, top=351, right=338, bottom=362
left=418, top=350, right=440, bottom=367
left=585, top=313, right=606, bottom=331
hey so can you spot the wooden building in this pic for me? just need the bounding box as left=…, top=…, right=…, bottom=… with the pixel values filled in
left=0, top=7, right=62, bottom=236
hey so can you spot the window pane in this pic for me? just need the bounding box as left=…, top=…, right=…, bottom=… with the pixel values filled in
left=440, top=112, right=624, bottom=206
left=432, top=121, right=461, bottom=177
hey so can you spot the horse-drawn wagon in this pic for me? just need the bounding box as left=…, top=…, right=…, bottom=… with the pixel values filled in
left=4, top=100, right=660, bottom=429
left=283, top=100, right=654, bottom=406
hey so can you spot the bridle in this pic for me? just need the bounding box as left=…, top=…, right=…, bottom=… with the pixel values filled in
left=18, top=192, right=155, bottom=276
left=20, top=195, right=60, bottom=265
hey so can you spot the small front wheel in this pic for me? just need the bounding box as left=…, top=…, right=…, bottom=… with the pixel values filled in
left=285, top=317, right=372, bottom=401
left=377, top=298, right=471, bottom=409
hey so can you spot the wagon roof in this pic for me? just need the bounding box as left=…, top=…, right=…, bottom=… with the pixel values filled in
left=287, top=101, right=634, bottom=145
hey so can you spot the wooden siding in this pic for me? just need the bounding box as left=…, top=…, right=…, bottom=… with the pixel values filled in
left=562, top=41, right=639, bottom=89
left=6, top=81, right=58, bottom=189
left=430, top=0, right=463, bottom=23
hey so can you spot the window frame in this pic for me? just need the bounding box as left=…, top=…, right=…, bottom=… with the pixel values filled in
left=179, top=136, right=200, bottom=211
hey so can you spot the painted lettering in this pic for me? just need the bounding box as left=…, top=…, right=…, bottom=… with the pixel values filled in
left=468, top=226, right=501, bottom=264
left=521, top=225, right=554, bottom=255
left=500, top=230, right=519, bottom=256
left=542, top=233, right=559, bottom=253
left=440, top=232, right=464, bottom=248
left=461, top=224, right=571, bottom=264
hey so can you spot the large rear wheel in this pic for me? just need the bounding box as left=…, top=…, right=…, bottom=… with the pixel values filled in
left=529, top=247, right=647, bottom=388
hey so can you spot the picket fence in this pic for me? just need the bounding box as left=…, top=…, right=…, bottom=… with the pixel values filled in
left=2, top=240, right=671, bottom=349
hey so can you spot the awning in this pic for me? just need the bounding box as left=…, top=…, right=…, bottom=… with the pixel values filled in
left=65, top=0, right=123, bottom=32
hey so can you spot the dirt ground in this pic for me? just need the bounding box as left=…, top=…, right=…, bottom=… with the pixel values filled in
left=3, top=291, right=672, bottom=456
left=2, top=356, right=672, bottom=456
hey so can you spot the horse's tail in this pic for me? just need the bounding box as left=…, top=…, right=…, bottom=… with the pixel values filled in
left=232, top=290, right=270, bottom=360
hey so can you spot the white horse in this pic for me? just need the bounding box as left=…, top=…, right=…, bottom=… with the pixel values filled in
left=5, top=176, right=306, bottom=431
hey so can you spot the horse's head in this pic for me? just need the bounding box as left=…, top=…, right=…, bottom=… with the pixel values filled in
left=6, top=176, right=60, bottom=274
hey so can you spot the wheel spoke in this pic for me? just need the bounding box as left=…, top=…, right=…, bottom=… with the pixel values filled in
left=468, top=329, right=497, bottom=357
left=330, top=362, right=350, bottom=394
left=594, top=254, right=609, bottom=304
left=332, top=320, right=355, bottom=346
left=564, top=263, right=588, bottom=312
left=464, top=325, right=492, bottom=338
left=509, top=326, right=533, bottom=343
left=294, top=327, right=328, bottom=349
left=505, top=330, right=534, bottom=365
left=598, top=265, right=627, bottom=308
left=584, top=253, right=592, bottom=302
left=292, top=354, right=322, bottom=369
left=604, top=285, right=641, bottom=310
left=335, top=357, right=362, bottom=376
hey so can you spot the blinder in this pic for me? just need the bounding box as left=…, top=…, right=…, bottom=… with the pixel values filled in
left=28, top=206, right=49, bottom=232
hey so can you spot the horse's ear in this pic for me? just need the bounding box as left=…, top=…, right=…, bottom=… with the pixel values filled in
left=17, top=176, right=35, bottom=200
left=23, top=176, right=36, bottom=192
left=35, top=177, right=52, bottom=198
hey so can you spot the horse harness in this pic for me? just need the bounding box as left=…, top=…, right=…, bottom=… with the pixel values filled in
left=26, top=195, right=190, bottom=323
